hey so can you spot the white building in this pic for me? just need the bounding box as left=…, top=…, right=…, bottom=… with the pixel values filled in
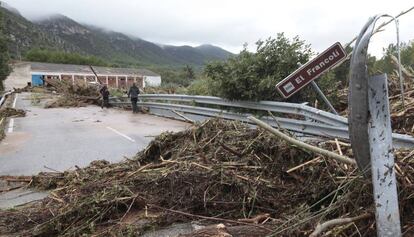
left=30, top=62, right=162, bottom=88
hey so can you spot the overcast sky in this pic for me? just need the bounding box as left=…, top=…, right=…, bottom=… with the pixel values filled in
left=4, top=0, right=414, bottom=57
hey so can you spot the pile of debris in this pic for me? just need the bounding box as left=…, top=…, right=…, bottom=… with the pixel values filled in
left=0, top=107, right=26, bottom=118
left=13, top=85, right=32, bottom=93
left=43, top=78, right=101, bottom=108
left=387, top=72, right=414, bottom=136
left=0, top=119, right=413, bottom=236
left=0, top=107, right=25, bottom=141
left=335, top=71, right=414, bottom=135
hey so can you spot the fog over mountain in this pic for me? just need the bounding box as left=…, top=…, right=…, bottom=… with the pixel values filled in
left=4, top=0, right=414, bottom=57
left=0, top=3, right=233, bottom=66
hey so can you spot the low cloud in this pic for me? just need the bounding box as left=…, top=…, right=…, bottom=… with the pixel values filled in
left=5, top=0, right=414, bottom=56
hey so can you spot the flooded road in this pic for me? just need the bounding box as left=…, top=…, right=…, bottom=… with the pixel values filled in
left=0, top=92, right=190, bottom=175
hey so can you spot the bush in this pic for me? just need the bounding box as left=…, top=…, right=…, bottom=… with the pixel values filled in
left=374, top=41, right=414, bottom=75
left=204, top=33, right=312, bottom=101
left=187, top=77, right=216, bottom=96
left=0, top=10, right=11, bottom=90
left=154, top=65, right=197, bottom=87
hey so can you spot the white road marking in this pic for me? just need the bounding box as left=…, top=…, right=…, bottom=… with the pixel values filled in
left=8, top=119, right=14, bottom=133
left=106, top=126, right=136, bottom=143
left=12, top=94, right=18, bottom=108
left=8, top=94, right=18, bottom=133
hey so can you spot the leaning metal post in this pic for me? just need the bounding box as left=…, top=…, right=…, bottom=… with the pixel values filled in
left=296, top=61, right=338, bottom=115
left=310, top=81, right=338, bottom=115
left=349, top=16, right=402, bottom=237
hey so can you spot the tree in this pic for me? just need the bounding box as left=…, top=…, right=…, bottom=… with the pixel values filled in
left=0, top=10, right=11, bottom=90
left=204, top=33, right=312, bottom=101
left=183, top=64, right=195, bottom=80
left=374, top=42, right=414, bottom=74
left=156, top=65, right=198, bottom=87
left=24, top=49, right=108, bottom=66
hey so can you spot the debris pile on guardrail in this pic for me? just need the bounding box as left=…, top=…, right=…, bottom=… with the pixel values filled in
left=388, top=74, right=414, bottom=136
left=335, top=72, right=414, bottom=135
left=0, top=107, right=26, bottom=141
left=43, top=78, right=101, bottom=108
left=0, top=107, right=26, bottom=118
left=0, top=119, right=413, bottom=236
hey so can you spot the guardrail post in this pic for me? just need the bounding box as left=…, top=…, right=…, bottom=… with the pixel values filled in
left=368, top=74, right=401, bottom=236
left=349, top=16, right=402, bottom=237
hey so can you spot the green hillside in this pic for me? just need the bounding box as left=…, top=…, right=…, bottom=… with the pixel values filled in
left=0, top=5, right=233, bottom=67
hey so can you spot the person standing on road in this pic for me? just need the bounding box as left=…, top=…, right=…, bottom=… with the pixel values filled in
left=128, top=83, right=140, bottom=113
left=99, top=85, right=110, bottom=109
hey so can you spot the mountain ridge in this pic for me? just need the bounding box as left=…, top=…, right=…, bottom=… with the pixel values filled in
left=1, top=5, right=233, bottom=67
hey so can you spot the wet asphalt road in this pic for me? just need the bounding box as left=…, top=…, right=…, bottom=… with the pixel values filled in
left=0, top=93, right=189, bottom=175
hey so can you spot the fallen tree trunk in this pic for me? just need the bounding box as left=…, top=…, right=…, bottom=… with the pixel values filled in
left=248, top=116, right=356, bottom=165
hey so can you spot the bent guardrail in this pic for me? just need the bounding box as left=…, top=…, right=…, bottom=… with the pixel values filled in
left=0, top=91, right=13, bottom=108
left=109, top=94, right=414, bottom=148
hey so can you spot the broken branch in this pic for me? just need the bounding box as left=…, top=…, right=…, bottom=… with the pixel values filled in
left=310, top=213, right=371, bottom=237
left=147, top=204, right=272, bottom=231
left=248, top=116, right=356, bottom=165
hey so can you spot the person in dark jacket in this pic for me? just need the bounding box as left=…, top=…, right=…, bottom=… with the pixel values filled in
left=128, top=83, right=140, bottom=113
left=99, top=85, right=110, bottom=108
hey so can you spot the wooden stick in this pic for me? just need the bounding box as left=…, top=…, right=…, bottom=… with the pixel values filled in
left=334, top=139, right=343, bottom=156
left=395, top=163, right=412, bottom=185
left=344, top=6, right=414, bottom=49
left=401, top=150, right=414, bottom=162
left=248, top=116, right=356, bottom=165
left=125, top=163, right=156, bottom=178
left=324, top=6, right=414, bottom=75
left=220, top=142, right=243, bottom=157
left=0, top=185, right=24, bottom=193
left=147, top=204, right=272, bottom=231
left=334, top=139, right=348, bottom=169
left=191, top=162, right=212, bottom=171
left=43, top=166, right=63, bottom=173
left=286, top=157, right=322, bottom=173
left=191, top=162, right=272, bottom=185
left=202, top=130, right=222, bottom=148
left=390, top=55, right=414, bottom=78
left=171, top=110, right=194, bottom=123
left=120, top=195, right=138, bottom=222
left=309, top=213, right=371, bottom=237
left=327, top=140, right=351, bottom=147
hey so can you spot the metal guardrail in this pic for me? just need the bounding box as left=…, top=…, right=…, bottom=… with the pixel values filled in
left=0, top=91, right=13, bottom=108
left=110, top=94, right=414, bottom=148
left=137, top=94, right=348, bottom=126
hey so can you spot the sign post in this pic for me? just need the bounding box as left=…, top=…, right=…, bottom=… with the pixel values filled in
left=276, top=42, right=347, bottom=99
left=309, top=81, right=338, bottom=115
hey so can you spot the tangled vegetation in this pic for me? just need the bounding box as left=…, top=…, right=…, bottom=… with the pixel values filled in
left=0, top=119, right=413, bottom=236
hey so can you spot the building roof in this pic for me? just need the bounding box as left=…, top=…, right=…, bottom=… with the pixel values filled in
left=30, top=62, right=160, bottom=77
left=92, top=66, right=160, bottom=77
left=31, top=62, right=93, bottom=74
